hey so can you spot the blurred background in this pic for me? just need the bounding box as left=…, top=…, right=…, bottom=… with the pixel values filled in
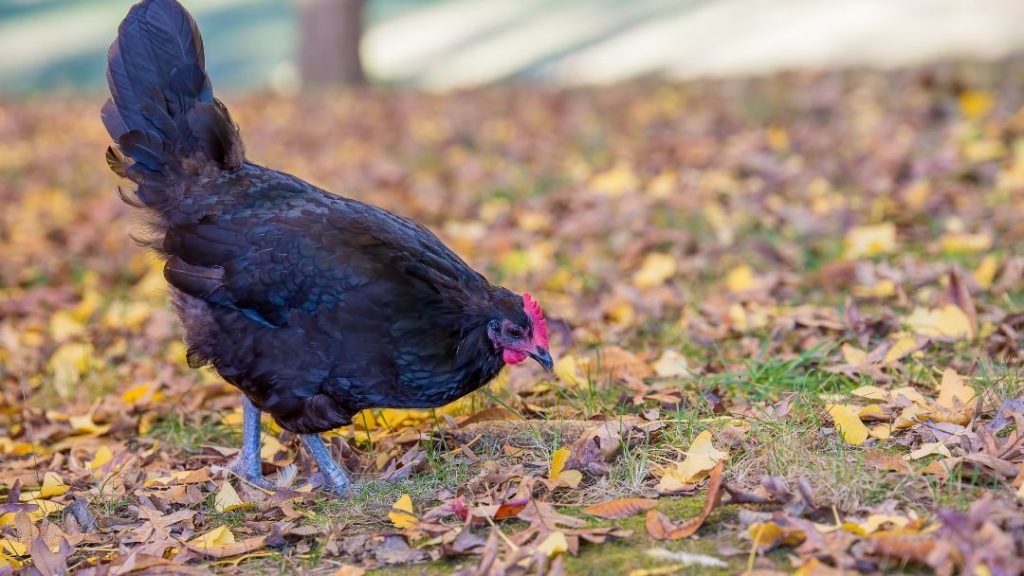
left=1, top=0, right=1023, bottom=94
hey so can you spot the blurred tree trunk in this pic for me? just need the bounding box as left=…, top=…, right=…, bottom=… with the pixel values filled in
left=298, top=0, right=366, bottom=87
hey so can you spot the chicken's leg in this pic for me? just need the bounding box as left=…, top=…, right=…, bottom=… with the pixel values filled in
left=229, top=396, right=274, bottom=490
left=301, top=434, right=352, bottom=496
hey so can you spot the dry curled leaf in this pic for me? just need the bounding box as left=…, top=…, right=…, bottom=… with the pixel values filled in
left=581, top=498, right=658, bottom=520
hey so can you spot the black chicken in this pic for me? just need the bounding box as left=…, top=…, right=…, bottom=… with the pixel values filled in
left=103, top=0, right=553, bottom=495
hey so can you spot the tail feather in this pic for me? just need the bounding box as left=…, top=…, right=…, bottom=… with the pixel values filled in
left=104, top=0, right=242, bottom=200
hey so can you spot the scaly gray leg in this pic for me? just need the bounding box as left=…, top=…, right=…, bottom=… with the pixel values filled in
left=229, top=396, right=275, bottom=490
left=301, top=433, right=351, bottom=496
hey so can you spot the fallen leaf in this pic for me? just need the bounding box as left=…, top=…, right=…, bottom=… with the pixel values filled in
left=658, top=431, right=728, bottom=492
left=186, top=525, right=234, bottom=549
left=214, top=481, right=251, bottom=513
left=905, top=442, right=953, bottom=461
left=725, top=265, right=765, bottom=293
left=845, top=223, right=896, bottom=259
left=553, top=354, right=584, bottom=387
left=652, top=350, right=689, bottom=378
left=935, top=368, right=976, bottom=412
left=905, top=305, right=974, bottom=339
left=827, top=404, right=869, bottom=445
left=841, top=344, right=868, bottom=366
left=548, top=447, right=582, bottom=489
left=884, top=335, right=921, bottom=364
left=647, top=460, right=725, bottom=540
left=747, top=519, right=806, bottom=551
left=633, top=253, right=677, bottom=288
left=581, top=498, right=658, bottom=519
left=388, top=494, right=417, bottom=529
left=536, top=531, right=568, bottom=557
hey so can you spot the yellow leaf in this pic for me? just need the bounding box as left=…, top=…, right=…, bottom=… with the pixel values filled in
left=165, top=340, right=189, bottom=365
left=143, top=468, right=209, bottom=487
left=0, top=438, right=40, bottom=457
left=841, top=344, right=868, bottom=366
left=187, top=525, right=235, bottom=550
left=69, top=412, right=111, bottom=437
left=590, top=163, right=637, bottom=196
left=859, top=514, right=911, bottom=534
left=884, top=335, right=919, bottom=364
left=646, top=171, right=676, bottom=198
left=48, top=342, right=93, bottom=398
left=605, top=297, right=636, bottom=327
left=766, top=126, right=789, bottom=152
left=518, top=211, right=551, bottom=233
left=633, top=253, right=677, bottom=288
left=549, top=447, right=570, bottom=481
left=388, top=494, right=417, bottom=529
left=260, top=434, right=287, bottom=462
left=49, top=311, right=85, bottom=341
left=101, top=300, right=152, bottom=330
left=857, top=405, right=886, bottom=420
left=0, top=538, right=26, bottom=557
left=827, top=405, right=869, bottom=445
left=121, top=382, right=162, bottom=405
left=4, top=500, right=64, bottom=523
left=845, top=223, right=896, bottom=259
left=905, top=442, right=952, bottom=461
left=905, top=305, right=974, bottom=339
left=853, top=279, right=896, bottom=298
left=725, top=265, right=759, bottom=293
left=850, top=386, right=888, bottom=401
left=747, top=521, right=805, bottom=549
left=553, top=355, right=584, bottom=388
left=89, top=446, right=113, bottom=471
left=959, top=90, right=993, bottom=118
left=39, top=472, right=69, bottom=498
left=214, top=481, right=250, bottom=513
left=658, top=431, right=727, bottom=490
left=902, top=180, right=931, bottom=210
left=549, top=448, right=582, bottom=489
left=963, top=140, right=1006, bottom=163
left=0, top=550, right=21, bottom=568
left=973, top=255, right=999, bottom=290
left=869, top=425, right=892, bottom=440
left=537, top=531, right=569, bottom=557
left=940, top=232, right=991, bottom=254
left=652, top=350, right=689, bottom=378
left=936, top=369, right=976, bottom=412
left=890, top=386, right=930, bottom=407
left=893, top=404, right=928, bottom=429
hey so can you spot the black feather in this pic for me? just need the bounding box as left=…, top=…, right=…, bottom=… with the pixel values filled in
left=105, top=0, right=536, bottom=436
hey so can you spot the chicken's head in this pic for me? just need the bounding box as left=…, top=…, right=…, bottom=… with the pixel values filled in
left=487, top=292, right=552, bottom=371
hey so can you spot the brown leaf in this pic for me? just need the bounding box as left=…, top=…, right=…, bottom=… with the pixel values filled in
left=28, top=536, right=73, bottom=576
left=645, top=460, right=725, bottom=540
left=184, top=534, right=269, bottom=559
left=581, top=498, right=657, bottom=519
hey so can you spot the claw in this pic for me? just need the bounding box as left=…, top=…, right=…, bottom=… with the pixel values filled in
left=301, top=434, right=352, bottom=496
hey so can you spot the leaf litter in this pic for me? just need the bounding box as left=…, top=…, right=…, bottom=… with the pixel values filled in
left=2, top=60, right=1024, bottom=573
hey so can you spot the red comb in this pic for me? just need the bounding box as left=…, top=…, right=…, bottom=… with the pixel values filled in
left=522, top=292, right=548, bottom=348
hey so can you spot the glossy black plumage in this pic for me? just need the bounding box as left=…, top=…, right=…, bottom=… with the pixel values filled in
left=104, top=0, right=532, bottom=434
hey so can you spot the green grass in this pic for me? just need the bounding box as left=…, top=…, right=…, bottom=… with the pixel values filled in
left=149, top=413, right=238, bottom=454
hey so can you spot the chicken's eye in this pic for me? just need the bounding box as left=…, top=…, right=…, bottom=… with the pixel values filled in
left=505, top=326, right=525, bottom=339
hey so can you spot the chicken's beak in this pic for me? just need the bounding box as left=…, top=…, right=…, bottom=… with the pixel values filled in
left=528, top=347, right=554, bottom=372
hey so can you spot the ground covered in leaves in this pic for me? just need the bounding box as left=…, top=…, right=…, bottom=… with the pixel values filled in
left=2, top=60, right=1024, bottom=575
